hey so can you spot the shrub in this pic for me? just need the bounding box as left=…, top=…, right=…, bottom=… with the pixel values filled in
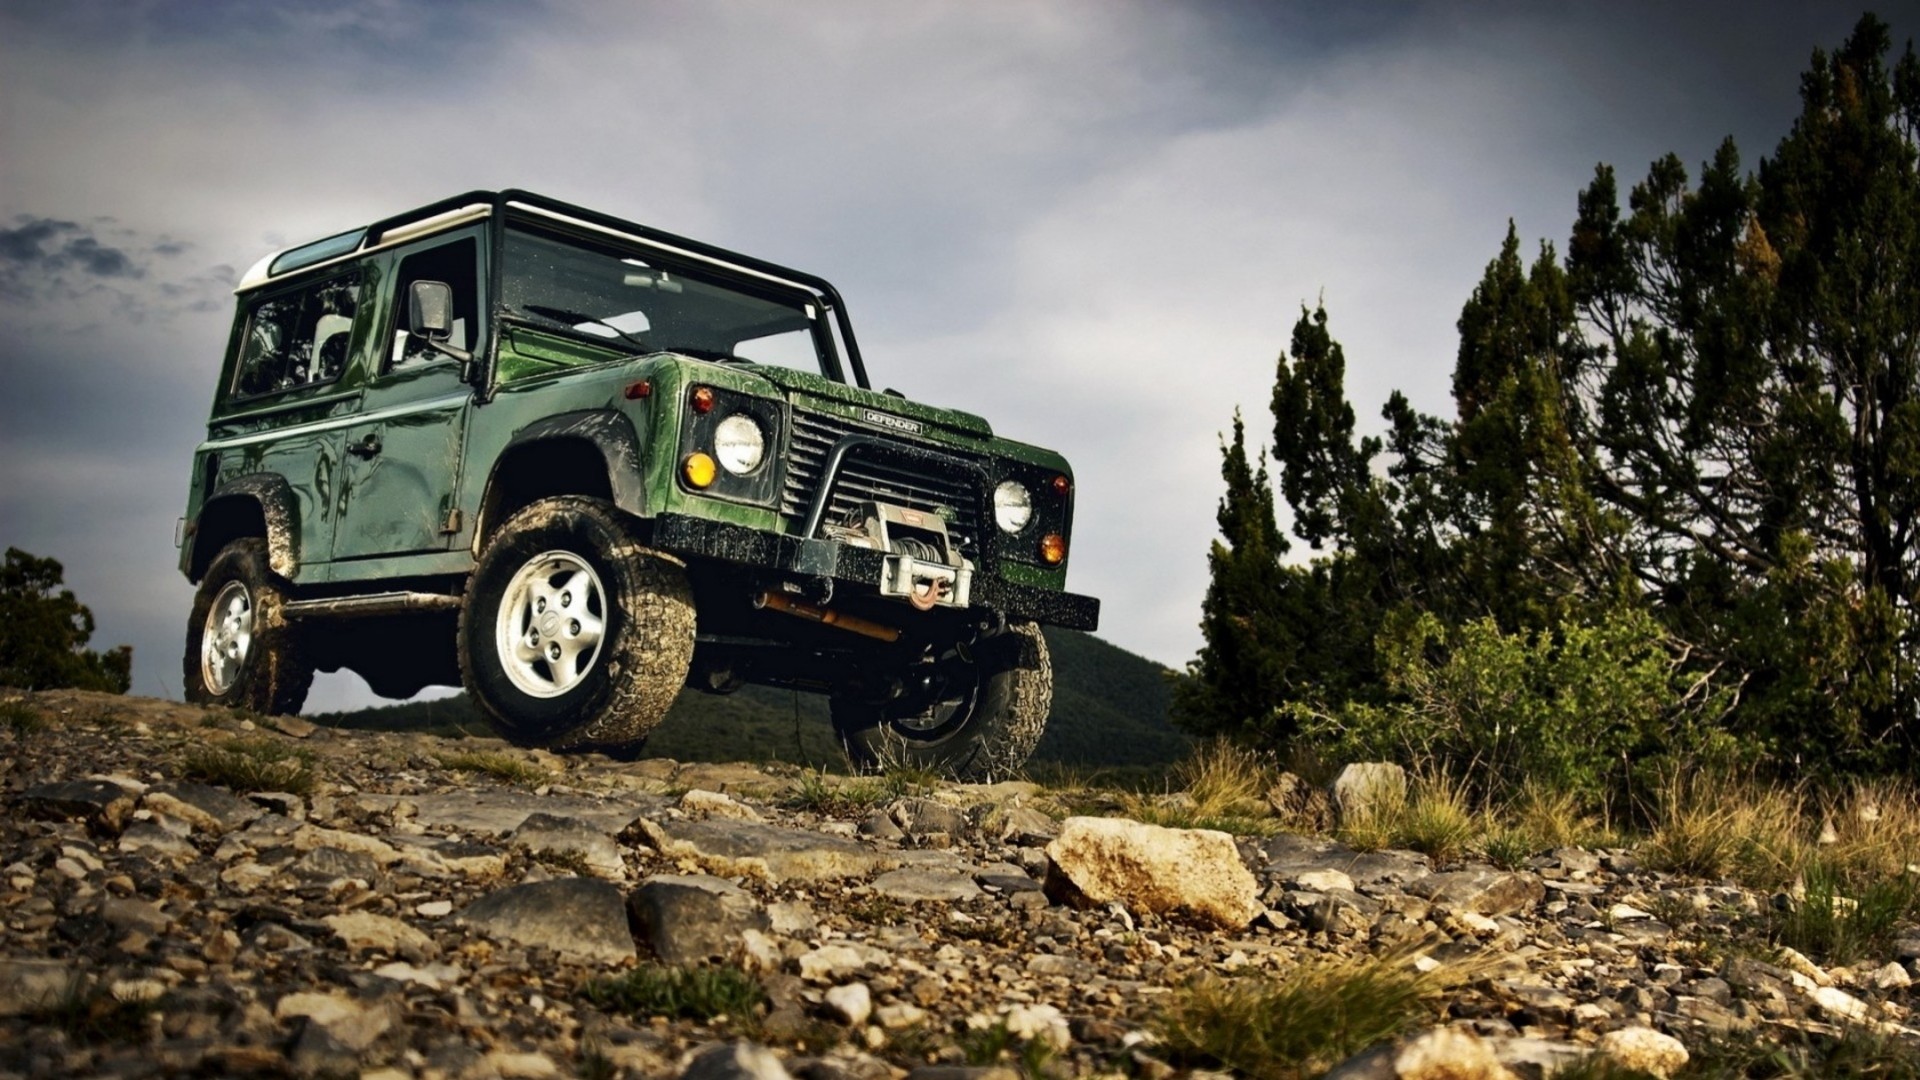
left=1300, top=607, right=1733, bottom=806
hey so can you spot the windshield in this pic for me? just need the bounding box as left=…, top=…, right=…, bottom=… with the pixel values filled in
left=500, top=224, right=829, bottom=376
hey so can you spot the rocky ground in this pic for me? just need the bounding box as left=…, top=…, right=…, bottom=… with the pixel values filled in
left=0, top=689, right=1916, bottom=1080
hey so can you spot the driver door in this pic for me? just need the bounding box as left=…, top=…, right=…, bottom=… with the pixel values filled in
left=331, top=231, right=483, bottom=561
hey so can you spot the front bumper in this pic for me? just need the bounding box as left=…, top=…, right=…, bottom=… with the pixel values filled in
left=651, top=512, right=1101, bottom=631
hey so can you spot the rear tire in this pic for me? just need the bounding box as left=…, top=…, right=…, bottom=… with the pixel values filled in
left=458, top=496, right=694, bottom=754
left=182, top=537, right=312, bottom=715
left=831, top=622, right=1051, bottom=783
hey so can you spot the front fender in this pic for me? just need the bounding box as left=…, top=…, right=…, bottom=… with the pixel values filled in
left=190, top=473, right=300, bottom=580
left=504, top=410, right=649, bottom=516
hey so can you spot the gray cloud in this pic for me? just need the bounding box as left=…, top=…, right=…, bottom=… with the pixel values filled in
left=0, top=0, right=1906, bottom=710
left=0, top=217, right=144, bottom=292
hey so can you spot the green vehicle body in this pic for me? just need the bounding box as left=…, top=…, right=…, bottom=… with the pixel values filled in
left=176, top=190, right=1096, bottom=768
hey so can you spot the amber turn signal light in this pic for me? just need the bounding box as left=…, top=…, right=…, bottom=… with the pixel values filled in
left=1039, top=534, right=1067, bottom=565
left=690, top=386, right=716, bottom=414
left=683, top=452, right=717, bottom=488
left=624, top=380, right=652, bottom=400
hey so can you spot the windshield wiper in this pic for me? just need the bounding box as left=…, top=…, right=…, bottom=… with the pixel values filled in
left=520, top=304, right=650, bottom=351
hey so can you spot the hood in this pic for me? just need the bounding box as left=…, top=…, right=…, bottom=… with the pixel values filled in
left=747, top=364, right=994, bottom=439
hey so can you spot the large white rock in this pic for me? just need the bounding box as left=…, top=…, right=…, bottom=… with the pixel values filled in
left=1394, top=1028, right=1517, bottom=1080
left=1330, top=763, right=1407, bottom=824
left=1596, top=1027, right=1689, bottom=1078
left=1043, top=816, right=1261, bottom=929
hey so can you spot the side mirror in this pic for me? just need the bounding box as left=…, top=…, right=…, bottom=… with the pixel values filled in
left=409, top=281, right=455, bottom=340
left=407, top=281, right=474, bottom=369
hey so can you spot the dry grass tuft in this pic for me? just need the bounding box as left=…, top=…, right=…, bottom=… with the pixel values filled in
left=1641, top=769, right=1809, bottom=889
left=182, top=737, right=317, bottom=795
left=1157, top=949, right=1461, bottom=1080
left=439, top=750, right=548, bottom=787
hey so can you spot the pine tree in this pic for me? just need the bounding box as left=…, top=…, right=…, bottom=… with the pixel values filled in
left=1173, top=413, right=1314, bottom=739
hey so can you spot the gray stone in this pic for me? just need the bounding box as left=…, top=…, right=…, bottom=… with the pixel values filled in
left=144, top=782, right=262, bottom=835
left=1329, top=763, right=1406, bottom=824
left=21, top=780, right=136, bottom=831
left=356, top=789, right=659, bottom=837
left=460, top=878, right=636, bottom=965
left=292, top=846, right=381, bottom=881
left=117, top=821, right=196, bottom=860
left=975, top=868, right=1043, bottom=893
left=987, top=805, right=1059, bottom=846
left=511, top=812, right=624, bottom=877
left=1409, top=869, right=1546, bottom=917
left=0, top=959, right=84, bottom=1016
left=869, top=868, right=983, bottom=903
left=630, top=874, right=771, bottom=964
left=99, top=897, right=171, bottom=935
left=857, top=812, right=906, bottom=841
left=890, top=797, right=970, bottom=839
left=680, top=1041, right=793, bottom=1080
left=635, top=818, right=899, bottom=883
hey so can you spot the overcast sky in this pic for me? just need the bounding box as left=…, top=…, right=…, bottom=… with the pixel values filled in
left=1, top=0, right=1910, bottom=713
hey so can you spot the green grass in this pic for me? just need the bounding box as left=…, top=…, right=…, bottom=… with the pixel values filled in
left=785, top=769, right=890, bottom=816
left=960, top=1019, right=1058, bottom=1077
left=1676, top=1025, right=1920, bottom=1078
left=1156, top=954, right=1450, bottom=1080
left=1, top=699, right=46, bottom=736
left=1768, top=860, right=1920, bottom=967
left=1391, top=770, right=1478, bottom=863
left=439, top=750, right=548, bottom=787
left=582, top=964, right=764, bottom=1023
left=181, top=737, right=317, bottom=795
left=523, top=846, right=594, bottom=876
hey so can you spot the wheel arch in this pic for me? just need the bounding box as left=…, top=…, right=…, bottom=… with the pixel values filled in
left=473, top=411, right=649, bottom=551
left=188, top=474, right=299, bottom=582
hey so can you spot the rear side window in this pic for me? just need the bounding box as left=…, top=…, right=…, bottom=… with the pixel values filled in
left=232, top=271, right=362, bottom=399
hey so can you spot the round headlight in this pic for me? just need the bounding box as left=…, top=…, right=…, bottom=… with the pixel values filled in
left=993, top=481, right=1033, bottom=534
left=714, top=414, right=766, bottom=475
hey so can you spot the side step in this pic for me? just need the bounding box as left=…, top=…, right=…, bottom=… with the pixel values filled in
left=282, top=591, right=463, bottom=619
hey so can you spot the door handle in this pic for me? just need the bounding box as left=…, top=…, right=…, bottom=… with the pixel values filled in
left=348, top=433, right=383, bottom=458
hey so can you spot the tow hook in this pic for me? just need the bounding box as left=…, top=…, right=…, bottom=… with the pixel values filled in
left=907, top=575, right=950, bottom=612
left=753, top=590, right=902, bottom=643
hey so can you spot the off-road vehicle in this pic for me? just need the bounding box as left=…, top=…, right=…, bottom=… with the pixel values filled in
left=177, top=190, right=1098, bottom=779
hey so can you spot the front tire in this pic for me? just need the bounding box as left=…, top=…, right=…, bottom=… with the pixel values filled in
left=831, top=622, right=1052, bottom=783
left=458, top=496, right=694, bottom=753
left=182, top=537, right=312, bottom=714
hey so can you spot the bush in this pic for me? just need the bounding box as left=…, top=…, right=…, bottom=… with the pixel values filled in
left=1298, top=606, right=1732, bottom=806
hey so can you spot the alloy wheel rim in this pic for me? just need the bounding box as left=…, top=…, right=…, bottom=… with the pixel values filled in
left=495, top=550, right=608, bottom=699
left=200, top=580, right=254, bottom=695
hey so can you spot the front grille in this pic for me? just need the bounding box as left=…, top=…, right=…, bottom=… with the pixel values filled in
left=780, top=410, right=984, bottom=558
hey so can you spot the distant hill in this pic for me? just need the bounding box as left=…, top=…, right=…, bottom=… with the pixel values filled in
left=313, top=629, right=1189, bottom=771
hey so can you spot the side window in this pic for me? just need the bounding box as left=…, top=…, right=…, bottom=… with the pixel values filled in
left=389, top=237, right=480, bottom=372
left=232, top=272, right=361, bottom=398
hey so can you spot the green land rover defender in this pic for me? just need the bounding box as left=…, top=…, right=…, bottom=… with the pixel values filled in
left=177, top=190, right=1099, bottom=779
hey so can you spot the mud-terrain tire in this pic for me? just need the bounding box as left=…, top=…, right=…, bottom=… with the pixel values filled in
left=831, top=622, right=1051, bottom=783
left=458, top=495, right=694, bottom=754
left=182, top=537, right=313, bottom=715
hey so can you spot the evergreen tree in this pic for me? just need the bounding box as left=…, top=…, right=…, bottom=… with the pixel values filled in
left=0, top=547, right=133, bottom=693
left=1564, top=14, right=1920, bottom=769
left=1173, top=414, right=1301, bottom=738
